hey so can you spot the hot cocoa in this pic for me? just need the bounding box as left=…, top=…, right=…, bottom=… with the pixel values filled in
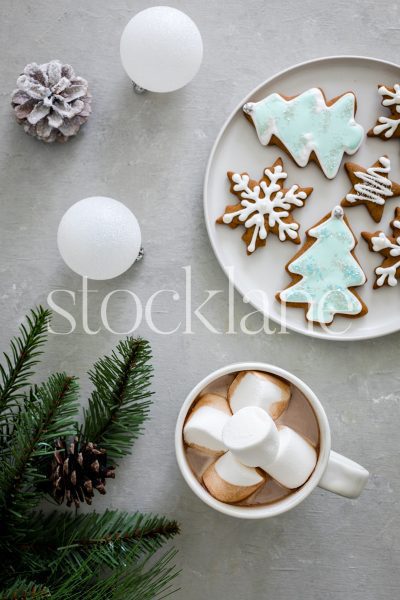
left=183, top=370, right=320, bottom=507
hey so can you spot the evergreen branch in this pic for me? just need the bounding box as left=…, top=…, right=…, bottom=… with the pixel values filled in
left=0, top=310, right=180, bottom=599
left=12, top=516, right=179, bottom=600
left=25, top=546, right=179, bottom=600
left=4, top=511, right=179, bottom=596
left=0, top=545, right=50, bottom=587
left=25, top=510, right=179, bottom=572
left=0, top=579, right=50, bottom=600
left=83, top=338, right=153, bottom=461
left=53, top=547, right=179, bottom=600
left=100, top=547, right=179, bottom=600
left=0, top=307, right=50, bottom=416
left=0, top=374, right=79, bottom=526
left=42, top=552, right=101, bottom=600
left=56, top=511, right=180, bottom=551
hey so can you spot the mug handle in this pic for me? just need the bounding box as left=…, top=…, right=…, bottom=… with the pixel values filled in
left=318, top=450, right=369, bottom=499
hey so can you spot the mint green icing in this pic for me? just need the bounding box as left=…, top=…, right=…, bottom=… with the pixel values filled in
left=245, top=88, right=364, bottom=179
left=279, top=208, right=366, bottom=324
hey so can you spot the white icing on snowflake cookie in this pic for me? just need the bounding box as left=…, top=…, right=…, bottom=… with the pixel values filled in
left=369, top=84, right=400, bottom=139
left=216, top=158, right=313, bottom=255
left=243, top=88, right=364, bottom=179
left=362, top=207, right=400, bottom=288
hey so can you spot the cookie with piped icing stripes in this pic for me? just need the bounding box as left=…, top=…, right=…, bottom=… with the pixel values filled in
left=341, top=156, right=400, bottom=223
left=243, top=88, right=364, bottom=180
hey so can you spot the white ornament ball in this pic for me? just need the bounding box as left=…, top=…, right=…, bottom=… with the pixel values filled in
left=120, top=6, right=203, bottom=93
left=57, top=197, right=142, bottom=280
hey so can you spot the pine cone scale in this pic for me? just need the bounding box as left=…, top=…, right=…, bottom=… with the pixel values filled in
left=35, top=119, right=54, bottom=141
left=53, top=99, right=84, bottom=118
left=17, top=75, right=48, bottom=99
left=62, top=85, right=87, bottom=102
left=58, top=117, right=81, bottom=137
left=12, top=90, right=30, bottom=105
left=14, top=99, right=36, bottom=120
left=24, top=62, right=45, bottom=81
left=48, top=112, right=63, bottom=129
left=27, top=103, right=50, bottom=125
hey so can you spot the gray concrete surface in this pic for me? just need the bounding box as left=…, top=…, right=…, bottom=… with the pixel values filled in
left=1, top=1, right=399, bottom=598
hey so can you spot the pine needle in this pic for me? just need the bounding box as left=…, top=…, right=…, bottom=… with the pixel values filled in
left=0, top=307, right=50, bottom=413
left=0, top=374, right=79, bottom=526
left=83, top=338, right=153, bottom=461
left=26, top=510, right=179, bottom=570
left=0, top=578, right=51, bottom=599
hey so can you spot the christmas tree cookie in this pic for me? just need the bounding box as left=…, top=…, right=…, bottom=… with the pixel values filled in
left=362, top=207, right=400, bottom=288
left=368, top=84, right=400, bottom=140
left=216, top=158, right=312, bottom=255
left=341, top=156, right=400, bottom=223
left=243, top=88, right=364, bottom=179
left=277, top=206, right=368, bottom=325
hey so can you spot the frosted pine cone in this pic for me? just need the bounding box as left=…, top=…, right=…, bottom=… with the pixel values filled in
left=11, top=60, right=91, bottom=143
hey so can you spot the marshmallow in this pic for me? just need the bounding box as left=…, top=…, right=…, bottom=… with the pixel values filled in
left=265, top=426, right=317, bottom=489
left=228, top=371, right=290, bottom=419
left=222, top=406, right=279, bottom=468
left=203, top=451, right=265, bottom=503
left=183, top=393, right=231, bottom=452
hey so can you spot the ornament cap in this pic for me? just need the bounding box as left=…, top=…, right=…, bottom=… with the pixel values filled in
left=132, top=81, right=147, bottom=94
left=243, top=102, right=254, bottom=114
left=135, top=247, right=144, bottom=262
left=333, top=205, right=344, bottom=219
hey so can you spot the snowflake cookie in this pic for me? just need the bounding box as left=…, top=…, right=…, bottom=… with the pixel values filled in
left=341, top=156, right=400, bottom=223
left=277, top=206, right=368, bottom=325
left=368, top=84, right=400, bottom=140
left=216, top=158, right=313, bottom=255
left=243, top=88, right=364, bottom=179
left=362, top=207, right=400, bottom=288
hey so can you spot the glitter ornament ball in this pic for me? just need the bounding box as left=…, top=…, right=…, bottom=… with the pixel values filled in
left=57, top=197, right=142, bottom=280
left=120, top=6, right=203, bottom=93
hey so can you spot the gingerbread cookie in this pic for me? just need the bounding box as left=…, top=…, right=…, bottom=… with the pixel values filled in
left=216, top=158, right=313, bottom=255
left=277, top=206, right=368, bottom=325
left=341, top=156, right=400, bottom=222
left=243, top=88, right=364, bottom=180
left=368, top=84, right=400, bottom=140
left=362, top=207, right=400, bottom=288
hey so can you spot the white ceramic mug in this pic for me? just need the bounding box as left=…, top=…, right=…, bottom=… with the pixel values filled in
left=175, top=362, right=369, bottom=519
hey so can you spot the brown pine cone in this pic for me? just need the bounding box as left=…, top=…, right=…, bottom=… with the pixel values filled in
left=50, top=437, right=115, bottom=508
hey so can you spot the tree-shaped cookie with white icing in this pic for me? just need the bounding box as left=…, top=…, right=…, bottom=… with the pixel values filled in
left=277, top=206, right=368, bottom=325
left=341, top=156, right=400, bottom=222
left=243, top=88, right=364, bottom=179
left=216, top=158, right=312, bottom=255
left=362, top=207, right=400, bottom=288
left=368, top=84, right=400, bottom=140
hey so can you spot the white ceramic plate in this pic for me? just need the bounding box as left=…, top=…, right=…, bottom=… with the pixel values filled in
left=204, top=56, right=400, bottom=341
